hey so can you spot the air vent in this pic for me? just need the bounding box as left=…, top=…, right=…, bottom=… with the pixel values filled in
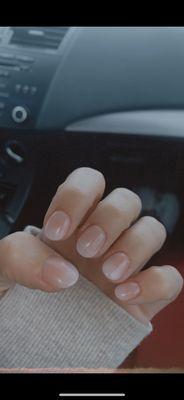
left=10, top=27, right=69, bottom=50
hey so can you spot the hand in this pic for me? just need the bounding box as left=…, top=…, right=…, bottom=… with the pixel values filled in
left=40, top=167, right=183, bottom=325
left=0, top=167, right=183, bottom=326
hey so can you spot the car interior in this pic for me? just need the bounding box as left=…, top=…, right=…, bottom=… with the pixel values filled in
left=0, top=26, right=184, bottom=369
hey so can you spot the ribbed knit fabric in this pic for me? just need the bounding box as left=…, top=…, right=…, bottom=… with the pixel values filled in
left=0, top=274, right=152, bottom=368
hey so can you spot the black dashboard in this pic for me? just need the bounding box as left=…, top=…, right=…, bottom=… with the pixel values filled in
left=0, top=27, right=184, bottom=255
left=1, top=27, right=184, bottom=133
left=0, top=26, right=71, bottom=128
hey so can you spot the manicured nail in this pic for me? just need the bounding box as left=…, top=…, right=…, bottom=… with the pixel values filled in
left=102, top=252, right=130, bottom=281
left=115, top=282, right=140, bottom=301
left=43, top=211, right=71, bottom=241
left=42, top=256, right=79, bottom=289
left=76, top=225, right=106, bottom=257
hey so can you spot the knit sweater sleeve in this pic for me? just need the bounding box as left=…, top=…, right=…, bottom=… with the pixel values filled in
left=0, top=226, right=152, bottom=369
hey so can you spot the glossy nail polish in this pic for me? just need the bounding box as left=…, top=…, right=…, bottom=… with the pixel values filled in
left=115, top=282, right=140, bottom=301
left=102, top=252, right=130, bottom=281
left=76, top=225, right=106, bottom=257
left=42, top=256, right=79, bottom=289
left=43, top=210, right=71, bottom=241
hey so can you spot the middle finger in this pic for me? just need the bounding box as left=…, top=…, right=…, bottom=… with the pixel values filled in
left=76, top=188, right=142, bottom=258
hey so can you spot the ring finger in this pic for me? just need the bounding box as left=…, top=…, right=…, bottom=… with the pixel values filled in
left=101, top=216, right=167, bottom=283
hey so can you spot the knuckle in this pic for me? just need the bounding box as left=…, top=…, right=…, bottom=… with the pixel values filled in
left=63, top=167, right=106, bottom=198
left=113, top=188, right=142, bottom=212
left=150, top=266, right=171, bottom=298
left=56, top=182, right=65, bottom=193
left=55, top=185, right=91, bottom=207
left=1, top=231, right=29, bottom=268
left=150, top=266, right=183, bottom=301
left=89, top=168, right=106, bottom=191
left=127, top=228, right=145, bottom=247
left=77, top=167, right=104, bottom=175
left=115, top=187, right=141, bottom=201
left=164, top=266, right=184, bottom=300
left=72, top=167, right=105, bottom=185
left=122, top=224, right=147, bottom=249
left=87, top=167, right=105, bottom=181
left=141, top=216, right=167, bottom=246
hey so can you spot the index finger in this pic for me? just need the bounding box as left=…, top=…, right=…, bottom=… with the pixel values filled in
left=43, top=167, right=106, bottom=241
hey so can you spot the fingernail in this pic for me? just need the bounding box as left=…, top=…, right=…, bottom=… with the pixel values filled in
left=42, top=256, right=79, bottom=289
left=115, top=282, right=140, bottom=301
left=43, top=211, right=71, bottom=241
left=102, top=252, right=130, bottom=281
left=76, top=225, right=106, bottom=257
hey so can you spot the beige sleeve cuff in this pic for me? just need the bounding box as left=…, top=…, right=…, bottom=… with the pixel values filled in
left=0, top=224, right=153, bottom=368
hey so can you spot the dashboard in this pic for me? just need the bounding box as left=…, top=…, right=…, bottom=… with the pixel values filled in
left=0, top=26, right=71, bottom=128
left=1, top=27, right=184, bottom=134
left=0, top=27, right=184, bottom=251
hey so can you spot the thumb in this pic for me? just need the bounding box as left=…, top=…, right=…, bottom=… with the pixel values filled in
left=0, top=231, right=79, bottom=296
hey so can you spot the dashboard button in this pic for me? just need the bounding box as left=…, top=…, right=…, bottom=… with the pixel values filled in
left=15, top=84, right=21, bottom=93
left=0, top=71, right=10, bottom=77
left=22, top=85, right=29, bottom=94
left=0, top=92, right=9, bottom=98
left=30, top=86, right=37, bottom=95
left=16, top=55, right=34, bottom=63
left=2, top=71, right=10, bottom=77
left=20, top=65, right=30, bottom=71
left=0, top=83, right=6, bottom=89
left=12, top=106, right=28, bottom=124
left=0, top=53, right=14, bottom=60
left=13, top=66, right=21, bottom=72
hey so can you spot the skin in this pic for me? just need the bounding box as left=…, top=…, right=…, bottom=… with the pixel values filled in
left=0, top=167, right=183, bottom=327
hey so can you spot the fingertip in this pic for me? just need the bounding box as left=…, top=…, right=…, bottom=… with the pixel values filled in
left=41, top=255, right=79, bottom=290
left=114, top=282, right=141, bottom=302
left=43, top=211, right=71, bottom=241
